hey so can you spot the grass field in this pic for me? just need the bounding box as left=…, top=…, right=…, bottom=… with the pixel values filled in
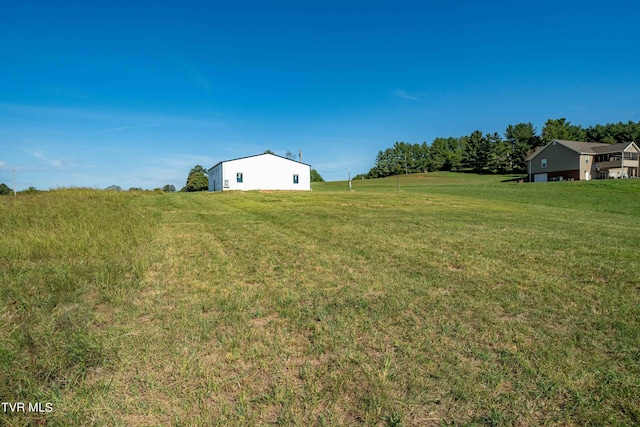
left=1, top=173, right=639, bottom=426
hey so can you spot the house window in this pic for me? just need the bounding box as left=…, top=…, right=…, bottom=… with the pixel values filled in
left=585, top=158, right=589, bottom=164
left=236, top=173, right=243, bottom=183
left=293, top=174, right=299, bottom=184
left=541, top=159, right=547, bottom=168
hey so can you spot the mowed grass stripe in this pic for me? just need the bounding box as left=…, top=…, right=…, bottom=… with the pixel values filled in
left=108, top=186, right=638, bottom=425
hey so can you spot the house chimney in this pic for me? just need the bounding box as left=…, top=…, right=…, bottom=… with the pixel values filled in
left=299, top=149, right=302, bottom=163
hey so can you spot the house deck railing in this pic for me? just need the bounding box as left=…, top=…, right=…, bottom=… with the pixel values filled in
left=594, top=159, right=637, bottom=170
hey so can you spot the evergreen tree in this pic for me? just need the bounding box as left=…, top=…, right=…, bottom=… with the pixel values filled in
left=541, top=118, right=586, bottom=143
left=361, top=118, right=636, bottom=178
left=483, top=133, right=510, bottom=173
left=585, top=121, right=640, bottom=144
left=463, top=130, right=485, bottom=172
left=505, top=123, right=541, bottom=172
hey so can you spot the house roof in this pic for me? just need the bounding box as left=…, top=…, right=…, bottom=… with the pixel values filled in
left=591, top=141, right=639, bottom=154
left=525, top=145, right=546, bottom=161
left=554, top=140, right=609, bottom=154
left=526, top=139, right=639, bottom=161
left=208, top=152, right=311, bottom=171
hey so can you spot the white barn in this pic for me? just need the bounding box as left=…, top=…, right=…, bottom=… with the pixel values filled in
left=208, top=153, right=311, bottom=192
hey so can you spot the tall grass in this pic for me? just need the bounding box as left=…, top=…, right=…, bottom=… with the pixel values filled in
left=0, top=189, right=157, bottom=426
left=1, top=177, right=639, bottom=425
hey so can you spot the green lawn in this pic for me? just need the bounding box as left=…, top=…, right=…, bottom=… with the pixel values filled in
left=1, top=175, right=639, bottom=426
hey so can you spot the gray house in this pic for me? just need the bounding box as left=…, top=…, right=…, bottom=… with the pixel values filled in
left=526, top=139, right=640, bottom=182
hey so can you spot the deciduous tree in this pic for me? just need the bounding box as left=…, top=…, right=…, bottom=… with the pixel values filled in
left=182, top=165, right=208, bottom=192
left=428, top=137, right=462, bottom=171
left=0, top=183, right=13, bottom=195
left=310, top=169, right=324, bottom=182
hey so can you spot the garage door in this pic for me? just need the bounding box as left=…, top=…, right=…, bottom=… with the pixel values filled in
left=534, top=173, right=548, bottom=182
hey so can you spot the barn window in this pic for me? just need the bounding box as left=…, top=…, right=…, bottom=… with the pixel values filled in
left=541, top=159, right=547, bottom=168
left=236, top=173, right=243, bottom=183
left=293, top=174, right=299, bottom=184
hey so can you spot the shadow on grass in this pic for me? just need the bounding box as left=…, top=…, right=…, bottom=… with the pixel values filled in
left=500, top=176, right=527, bottom=183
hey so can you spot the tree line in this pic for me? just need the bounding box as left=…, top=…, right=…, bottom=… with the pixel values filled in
left=357, top=119, right=640, bottom=179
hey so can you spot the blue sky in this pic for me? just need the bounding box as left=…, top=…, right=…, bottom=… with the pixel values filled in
left=1, top=0, right=638, bottom=189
